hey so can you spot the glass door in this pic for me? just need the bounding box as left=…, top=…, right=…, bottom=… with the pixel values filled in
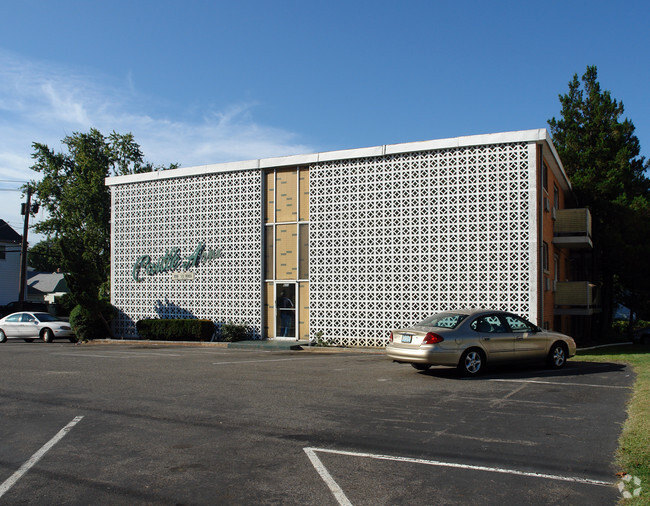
left=276, top=283, right=296, bottom=338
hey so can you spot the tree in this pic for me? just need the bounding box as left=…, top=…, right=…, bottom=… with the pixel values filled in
left=548, top=66, right=650, bottom=335
left=28, top=239, right=63, bottom=272
left=29, top=129, right=176, bottom=338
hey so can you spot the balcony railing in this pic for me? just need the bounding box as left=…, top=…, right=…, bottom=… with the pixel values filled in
left=553, top=208, right=593, bottom=249
left=554, top=281, right=601, bottom=315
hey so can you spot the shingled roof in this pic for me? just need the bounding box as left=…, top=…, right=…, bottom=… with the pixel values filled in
left=0, top=219, right=22, bottom=244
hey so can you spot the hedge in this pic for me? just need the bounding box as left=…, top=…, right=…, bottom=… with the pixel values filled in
left=136, top=319, right=215, bottom=342
left=219, top=321, right=248, bottom=342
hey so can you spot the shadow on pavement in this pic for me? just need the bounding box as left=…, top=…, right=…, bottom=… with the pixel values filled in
left=416, top=359, right=628, bottom=380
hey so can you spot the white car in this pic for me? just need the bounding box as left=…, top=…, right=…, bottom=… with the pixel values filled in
left=0, top=312, right=76, bottom=343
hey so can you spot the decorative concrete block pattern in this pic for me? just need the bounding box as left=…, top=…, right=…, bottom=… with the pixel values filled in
left=111, top=171, right=262, bottom=338
left=309, top=142, right=535, bottom=347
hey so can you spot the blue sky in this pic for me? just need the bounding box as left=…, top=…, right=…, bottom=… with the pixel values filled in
left=1, top=0, right=649, bottom=241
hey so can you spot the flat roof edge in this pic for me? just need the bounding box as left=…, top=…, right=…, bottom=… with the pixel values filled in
left=106, top=129, right=552, bottom=186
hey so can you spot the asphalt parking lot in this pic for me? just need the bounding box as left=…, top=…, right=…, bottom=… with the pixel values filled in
left=0, top=341, right=635, bottom=505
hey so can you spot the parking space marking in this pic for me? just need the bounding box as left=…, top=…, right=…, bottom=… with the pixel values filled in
left=54, top=351, right=182, bottom=359
left=0, top=416, right=84, bottom=499
left=305, top=447, right=615, bottom=505
left=95, top=350, right=183, bottom=356
left=304, top=448, right=353, bottom=506
left=488, top=378, right=631, bottom=389
left=53, top=353, right=143, bottom=359
left=213, top=357, right=318, bottom=365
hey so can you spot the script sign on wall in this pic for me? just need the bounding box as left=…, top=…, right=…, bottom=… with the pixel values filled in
left=132, top=242, right=222, bottom=281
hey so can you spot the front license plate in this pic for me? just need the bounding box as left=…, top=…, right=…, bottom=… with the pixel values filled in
left=401, top=334, right=412, bottom=343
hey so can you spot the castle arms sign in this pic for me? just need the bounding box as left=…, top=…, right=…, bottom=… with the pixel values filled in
left=132, top=242, right=222, bottom=282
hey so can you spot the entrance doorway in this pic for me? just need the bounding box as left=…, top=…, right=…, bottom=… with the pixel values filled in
left=263, top=167, right=310, bottom=340
left=276, top=283, right=296, bottom=339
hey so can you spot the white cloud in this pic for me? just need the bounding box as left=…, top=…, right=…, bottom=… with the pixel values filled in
left=0, top=49, right=313, bottom=243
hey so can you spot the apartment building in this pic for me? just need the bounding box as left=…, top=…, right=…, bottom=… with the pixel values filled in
left=106, top=129, right=597, bottom=345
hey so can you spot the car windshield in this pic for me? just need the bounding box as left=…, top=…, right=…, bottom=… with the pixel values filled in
left=33, top=313, right=59, bottom=322
left=418, top=313, right=468, bottom=329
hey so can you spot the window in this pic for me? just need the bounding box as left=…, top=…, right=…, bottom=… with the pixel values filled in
left=471, top=315, right=506, bottom=333
left=553, top=184, right=560, bottom=210
left=0, top=245, right=5, bottom=260
left=418, top=313, right=467, bottom=329
left=503, top=314, right=535, bottom=333
left=542, top=241, right=549, bottom=272
left=542, top=161, right=549, bottom=191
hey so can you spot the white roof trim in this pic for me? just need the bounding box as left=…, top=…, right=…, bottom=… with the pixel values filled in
left=106, top=129, right=562, bottom=186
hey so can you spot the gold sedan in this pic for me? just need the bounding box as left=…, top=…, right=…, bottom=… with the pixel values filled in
left=386, top=309, right=576, bottom=376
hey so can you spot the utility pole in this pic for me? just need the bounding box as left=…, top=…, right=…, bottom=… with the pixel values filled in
left=18, top=185, right=32, bottom=303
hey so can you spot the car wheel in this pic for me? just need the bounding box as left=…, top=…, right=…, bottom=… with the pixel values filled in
left=411, top=363, right=431, bottom=371
left=458, top=349, right=484, bottom=376
left=42, top=328, right=54, bottom=343
left=0, top=329, right=6, bottom=343
left=547, top=342, right=568, bottom=369
left=24, top=339, right=35, bottom=343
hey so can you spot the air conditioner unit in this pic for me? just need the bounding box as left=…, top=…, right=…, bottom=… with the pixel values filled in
left=551, top=206, right=557, bottom=220
left=544, top=197, right=551, bottom=213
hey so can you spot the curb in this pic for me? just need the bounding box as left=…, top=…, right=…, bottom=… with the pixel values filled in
left=577, top=342, right=633, bottom=352
left=82, top=339, right=384, bottom=353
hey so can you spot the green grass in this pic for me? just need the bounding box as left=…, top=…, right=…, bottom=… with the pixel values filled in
left=575, top=344, right=650, bottom=503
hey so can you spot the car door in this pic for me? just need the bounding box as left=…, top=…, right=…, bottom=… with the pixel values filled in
left=505, top=314, right=547, bottom=360
left=2, top=313, right=23, bottom=337
left=470, top=314, right=515, bottom=360
left=20, top=312, right=40, bottom=338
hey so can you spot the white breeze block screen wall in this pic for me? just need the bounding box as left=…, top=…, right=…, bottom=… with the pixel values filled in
left=111, top=170, right=262, bottom=339
left=309, top=141, right=537, bottom=347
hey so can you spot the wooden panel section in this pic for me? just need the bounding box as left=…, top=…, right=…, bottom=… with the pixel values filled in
left=299, top=282, right=309, bottom=340
left=275, top=224, right=298, bottom=280
left=265, top=171, right=275, bottom=223
left=299, top=167, right=309, bottom=222
left=276, top=169, right=298, bottom=223
left=264, top=282, right=275, bottom=338
left=299, top=223, right=309, bottom=280
left=264, top=226, right=274, bottom=280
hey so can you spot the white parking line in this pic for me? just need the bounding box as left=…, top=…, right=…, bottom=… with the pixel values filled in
left=304, top=448, right=353, bottom=506
left=53, top=353, right=139, bottom=359
left=305, top=447, right=614, bottom=506
left=213, top=357, right=316, bottom=365
left=0, top=416, right=84, bottom=499
left=488, top=378, right=631, bottom=389
left=54, top=351, right=181, bottom=358
left=96, top=350, right=182, bottom=356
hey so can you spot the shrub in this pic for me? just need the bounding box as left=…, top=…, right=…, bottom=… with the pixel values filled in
left=70, top=303, right=114, bottom=341
left=136, top=319, right=215, bottom=342
left=53, top=293, right=75, bottom=317
left=219, top=321, right=248, bottom=342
